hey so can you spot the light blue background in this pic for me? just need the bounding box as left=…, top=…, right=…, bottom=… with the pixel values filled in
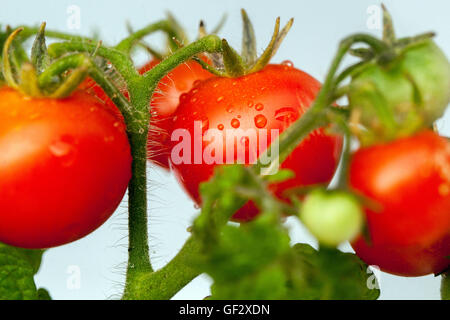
left=1, top=0, right=448, bottom=300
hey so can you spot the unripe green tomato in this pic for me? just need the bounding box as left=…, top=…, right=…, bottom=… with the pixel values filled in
left=348, top=40, right=450, bottom=146
left=301, top=190, right=364, bottom=247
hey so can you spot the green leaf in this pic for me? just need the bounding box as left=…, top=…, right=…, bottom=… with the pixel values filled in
left=291, top=244, right=380, bottom=300
left=37, top=288, right=52, bottom=300
left=211, top=263, right=288, bottom=300
left=0, top=243, right=46, bottom=300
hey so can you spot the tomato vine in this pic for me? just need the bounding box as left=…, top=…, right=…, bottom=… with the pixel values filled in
left=0, top=6, right=448, bottom=300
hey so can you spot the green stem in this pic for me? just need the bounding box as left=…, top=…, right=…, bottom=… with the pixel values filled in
left=123, top=237, right=201, bottom=300
left=254, top=33, right=383, bottom=174
left=143, top=34, right=222, bottom=89
left=442, top=271, right=449, bottom=300
left=48, top=42, right=138, bottom=83
left=18, top=26, right=91, bottom=42
left=115, top=20, right=178, bottom=54
left=120, top=35, right=223, bottom=300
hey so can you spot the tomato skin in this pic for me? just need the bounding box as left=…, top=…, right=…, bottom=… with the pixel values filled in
left=140, top=59, right=213, bottom=169
left=350, top=131, right=450, bottom=276
left=169, top=64, right=343, bottom=221
left=0, top=87, right=132, bottom=249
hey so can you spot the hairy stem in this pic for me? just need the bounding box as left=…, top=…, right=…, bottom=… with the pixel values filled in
left=120, top=35, right=223, bottom=300
left=116, top=20, right=179, bottom=54
left=123, top=237, right=201, bottom=300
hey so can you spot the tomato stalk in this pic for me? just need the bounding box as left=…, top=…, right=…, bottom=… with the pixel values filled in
left=254, top=33, right=385, bottom=174
left=43, top=23, right=223, bottom=298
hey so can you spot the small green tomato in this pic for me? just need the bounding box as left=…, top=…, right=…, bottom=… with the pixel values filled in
left=301, top=190, right=364, bottom=247
left=348, top=40, right=450, bottom=146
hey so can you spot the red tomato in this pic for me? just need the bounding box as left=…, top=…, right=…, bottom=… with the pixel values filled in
left=169, top=64, right=343, bottom=221
left=0, top=87, right=132, bottom=249
left=350, top=130, right=450, bottom=276
left=140, top=59, right=213, bottom=169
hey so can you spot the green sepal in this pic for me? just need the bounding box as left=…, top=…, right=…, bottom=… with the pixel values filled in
left=381, top=4, right=396, bottom=45
left=30, top=22, right=51, bottom=74
left=222, top=39, right=247, bottom=77
left=241, top=9, right=257, bottom=67
left=19, top=63, right=43, bottom=97
left=249, top=17, right=294, bottom=73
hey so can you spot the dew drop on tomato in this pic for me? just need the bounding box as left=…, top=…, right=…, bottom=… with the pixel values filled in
left=216, top=96, right=225, bottom=103
left=281, top=60, right=294, bottom=67
left=275, top=107, right=298, bottom=123
left=218, top=124, right=224, bottom=131
left=254, top=114, right=268, bottom=129
left=201, top=117, right=210, bottom=132
left=226, top=106, right=234, bottom=113
left=255, top=103, right=264, bottom=111
left=231, top=118, right=241, bottom=129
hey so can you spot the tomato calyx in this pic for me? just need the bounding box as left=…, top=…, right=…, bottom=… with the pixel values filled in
left=1, top=23, right=93, bottom=99
left=345, top=5, right=450, bottom=147
left=195, top=9, right=294, bottom=78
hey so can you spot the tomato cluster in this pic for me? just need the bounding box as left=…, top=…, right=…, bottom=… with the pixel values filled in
left=0, top=10, right=448, bottom=283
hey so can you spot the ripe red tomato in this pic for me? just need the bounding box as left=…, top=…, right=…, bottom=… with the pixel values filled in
left=169, top=63, right=343, bottom=221
left=0, top=87, right=132, bottom=249
left=140, top=59, right=213, bottom=169
left=350, top=130, right=450, bottom=276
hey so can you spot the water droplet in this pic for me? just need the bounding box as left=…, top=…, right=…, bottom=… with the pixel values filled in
left=104, top=136, right=115, bottom=143
left=237, top=115, right=242, bottom=119
left=216, top=96, right=224, bottom=103
left=247, top=101, right=254, bottom=108
left=218, top=124, right=224, bottom=131
left=201, top=117, right=209, bottom=132
left=213, top=83, right=219, bottom=88
left=113, top=122, right=121, bottom=128
left=226, top=106, right=234, bottom=113
left=190, top=97, right=198, bottom=103
left=49, top=137, right=76, bottom=167
left=193, top=80, right=202, bottom=87
left=192, top=88, right=199, bottom=94
left=275, top=107, right=298, bottom=123
left=261, top=87, right=266, bottom=92
left=281, top=60, right=294, bottom=67
left=255, top=103, right=264, bottom=111
left=49, top=141, right=71, bottom=157
left=231, top=118, right=240, bottom=129
left=172, top=116, right=178, bottom=122
left=232, top=81, right=238, bottom=86
left=254, top=114, right=268, bottom=128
